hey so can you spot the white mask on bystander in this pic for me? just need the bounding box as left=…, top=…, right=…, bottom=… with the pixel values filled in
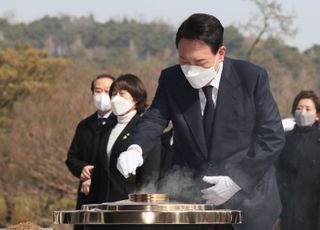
left=111, top=95, right=134, bottom=116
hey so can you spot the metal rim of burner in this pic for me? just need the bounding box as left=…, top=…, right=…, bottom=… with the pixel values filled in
left=128, top=193, right=169, bottom=202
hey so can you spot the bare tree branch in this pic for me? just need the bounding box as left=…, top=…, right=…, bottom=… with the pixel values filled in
left=240, top=0, right=297, bottom=59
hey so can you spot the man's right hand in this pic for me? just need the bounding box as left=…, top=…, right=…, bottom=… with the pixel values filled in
left=80, top=165, right=94, bottom=181
left=116, top=148, right=143, bottom=178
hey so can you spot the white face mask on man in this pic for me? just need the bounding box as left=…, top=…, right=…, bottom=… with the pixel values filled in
left=93, top=93, right=111, bottom=112
left=181, top=62, right=222, bottom=89
left=111, top=95, right=134, bottom=116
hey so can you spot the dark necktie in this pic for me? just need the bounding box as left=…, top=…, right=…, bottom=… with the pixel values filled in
left=202, top=86, right=215, bottom=151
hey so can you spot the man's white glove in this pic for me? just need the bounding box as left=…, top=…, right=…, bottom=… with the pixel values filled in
left=116, top=146, right=143, bottom=178
left=201, top=176, right=241, bottom=206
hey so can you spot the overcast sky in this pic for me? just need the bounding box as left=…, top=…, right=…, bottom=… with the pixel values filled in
left=1, top=0, right=319, bottom=51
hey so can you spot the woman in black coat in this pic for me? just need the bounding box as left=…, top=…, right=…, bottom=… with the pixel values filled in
left=86, top=74, right=161, bottom=203
left=276, top=90, right=320, bottom=230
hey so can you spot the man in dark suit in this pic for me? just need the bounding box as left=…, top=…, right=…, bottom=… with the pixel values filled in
left=116, top=13, right=285, bottom=230
left=66, top=73, right=116, bottom=211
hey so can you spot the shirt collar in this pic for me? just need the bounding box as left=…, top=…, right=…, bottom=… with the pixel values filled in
left=97, top=110, right=112, bottom=119
left=209, top=62, right=223, bottom=90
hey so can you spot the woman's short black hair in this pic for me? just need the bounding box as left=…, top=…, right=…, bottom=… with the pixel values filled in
left=175, top=13, right=224, bottom=54
left=291, top=90, right=320, bottom=116
left=109, top=74, right=147, bottom=114
left=90, top=73, right=115, bottom=93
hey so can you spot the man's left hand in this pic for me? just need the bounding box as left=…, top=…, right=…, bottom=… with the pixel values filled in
left=80, top=179, right=91, bottom=196
left=201, top=176, right=241, bottom=206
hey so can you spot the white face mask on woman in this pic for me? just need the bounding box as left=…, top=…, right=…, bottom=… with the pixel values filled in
left=110, top=95, right=134, bottom=116
left=93, top=92, right=111, bottom=112
left=181, top=62, right=222, bottom=89
left=294, top=110, right=316, bottom=127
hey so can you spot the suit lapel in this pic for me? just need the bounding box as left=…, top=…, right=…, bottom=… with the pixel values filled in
left=96, top=115, right=117, bottom=173
left=88, top=112, right=100, bottom=131
left=172, top=71, right=208, bottom=160
left=87, top=112, right=114, bottom=167
left=209, top=58, right=241, bottom=161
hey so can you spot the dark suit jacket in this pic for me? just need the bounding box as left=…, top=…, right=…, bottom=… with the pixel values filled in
left=130, top=58, right=285, bottom=230
left=88, top=113, right=162, bottom=203
left=65, top=112, right=116, bottom=209
left=159, top=128, right=174, bottom=179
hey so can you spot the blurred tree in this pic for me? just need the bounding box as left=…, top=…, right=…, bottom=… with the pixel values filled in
left=249, top=37, right=319, bottom=116
left=224, top=26, right=245, bottom=58
left=0, top=43, right=69, bottom=224
left=0, top=50, right=168, bottom=226
left=0, top=16, right=177, bottom=66
left=0, top=43, right=69, bottom=123
left=241, top=0, right=297, bottom=59
left=305, top=45, right=320, bottom=89
left=305, top=45, right=320, bottom=84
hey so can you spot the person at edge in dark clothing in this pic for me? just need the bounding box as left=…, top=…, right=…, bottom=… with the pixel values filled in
left=66, top=74, right=116, bottom=208
left=276, top=90, right=320, bottom=230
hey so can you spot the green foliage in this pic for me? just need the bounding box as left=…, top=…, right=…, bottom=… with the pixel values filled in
left=0, top=43, right=69, bottom=118
left=0, top=16, right=176, bottom=65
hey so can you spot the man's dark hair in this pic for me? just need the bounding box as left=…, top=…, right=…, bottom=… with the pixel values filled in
left=175, top=13, right=224, bottom=54
left=90, top=74, right=115, bottom=93
left=291, top=90, right=320, bottom=116
left=109, top=74, right=147, bottom=114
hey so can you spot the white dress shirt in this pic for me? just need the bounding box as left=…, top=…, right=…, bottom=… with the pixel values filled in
left=199, top=62, right=224, bottom=115
left=97, top=110, right=112, bottom=119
